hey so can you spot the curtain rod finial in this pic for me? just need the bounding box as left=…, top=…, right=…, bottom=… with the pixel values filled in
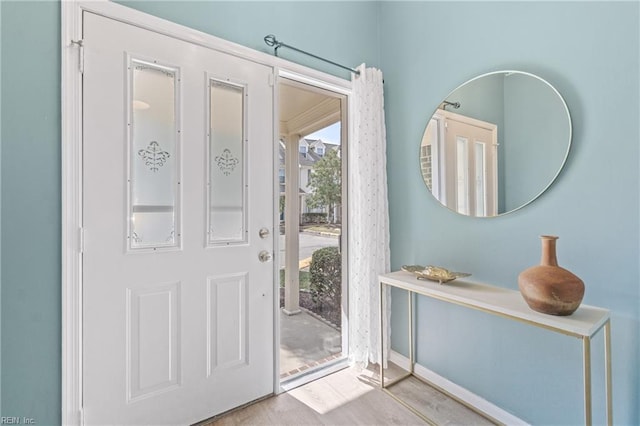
left=264, top=34, right=278, bottom=47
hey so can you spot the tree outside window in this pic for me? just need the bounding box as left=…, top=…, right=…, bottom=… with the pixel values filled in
left=306, top=149, right=341, bottom=223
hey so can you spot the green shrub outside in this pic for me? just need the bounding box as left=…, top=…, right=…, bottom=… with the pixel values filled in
left=302, top=212, right=328, bottom=224
left=309, top=246, right=341, bottom=305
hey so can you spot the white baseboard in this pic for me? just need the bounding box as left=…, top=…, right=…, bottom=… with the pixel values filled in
left=389, top=350, right=412, bottom=370
left=389, top=351, right=529, bottom=426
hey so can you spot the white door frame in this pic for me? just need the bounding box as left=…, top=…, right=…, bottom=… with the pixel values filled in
left=276, top=73, right=351, bottom=390
left=61, top=1, right=352, bottom=424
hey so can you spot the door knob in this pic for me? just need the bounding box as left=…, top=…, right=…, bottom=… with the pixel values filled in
left=258, top=227, right=270, bottom=239
left=258, top=250, right=272, bottom=263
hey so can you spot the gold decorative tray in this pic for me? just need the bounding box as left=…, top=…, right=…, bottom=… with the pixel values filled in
left=401, top=265, right=471, bottom=284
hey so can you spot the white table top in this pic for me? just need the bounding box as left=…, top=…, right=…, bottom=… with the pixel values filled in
left=380, top=270, right=610, bottom=338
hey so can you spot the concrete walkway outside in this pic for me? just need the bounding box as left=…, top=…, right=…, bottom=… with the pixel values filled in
left=279, top=230, right=342, bottom=378
left=280, top=309, right=341, bottom=378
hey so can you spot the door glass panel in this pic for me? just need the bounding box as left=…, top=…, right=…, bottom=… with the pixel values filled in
left=128, top=59, right=180, bottom=250
left=475, top=142, right=486, bottom=216
left=456, top=137, right=469, bottom=215
left=208, top=79, right=246, bottom=244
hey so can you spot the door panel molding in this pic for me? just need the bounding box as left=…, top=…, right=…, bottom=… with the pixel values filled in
left=127, top=282, right=182, bottom=403
left=206, top=273, right=248, bottom=375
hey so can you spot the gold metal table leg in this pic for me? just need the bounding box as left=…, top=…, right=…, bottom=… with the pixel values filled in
left=583, top=336, right=592, bottom=426
left=379, top=281, right=385, bottom=389
left=408, top=290, right=414, bottom=373
left=604, top=321, right=613, bottom=426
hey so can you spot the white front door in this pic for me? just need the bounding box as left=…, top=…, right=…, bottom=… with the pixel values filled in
left=82, top=12, right=274, bottom=425
left=441, top=112, right=498, bottom=216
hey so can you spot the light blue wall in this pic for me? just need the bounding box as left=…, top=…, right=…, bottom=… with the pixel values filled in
left=447, top=73, right=505, bottom=129
left=117, top=1, right=380, bottom=80
left=503, top=73, right=570, bottom=212
left=1, top=1, right=61, bottom=424
left=1, top=1, right=639, bottom=425
left=381, top=1, right=638, bottom=425
left=0, top=1, right=378, bottom=425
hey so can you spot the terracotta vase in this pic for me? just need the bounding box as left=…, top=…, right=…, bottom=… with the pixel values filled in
left=518, top=235, right=584, bottom=316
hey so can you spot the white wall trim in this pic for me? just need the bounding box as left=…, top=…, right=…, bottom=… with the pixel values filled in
left=0, top=0, right=3, bottom=417
left=62, top=1, right=352, bottom=424
left=273, top=68, right=352, bottom=393
left=61, top=1, right=83, bottom=424
left=389, top=351, right=529, bottom=426
left=279, top=68, right=352, bottom=96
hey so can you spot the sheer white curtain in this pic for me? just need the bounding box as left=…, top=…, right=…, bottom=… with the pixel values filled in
left=348, top=64, right=391, bottom=368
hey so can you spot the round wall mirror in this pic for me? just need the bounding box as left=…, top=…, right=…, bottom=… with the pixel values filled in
left=420, top=70, right=571, bottom=217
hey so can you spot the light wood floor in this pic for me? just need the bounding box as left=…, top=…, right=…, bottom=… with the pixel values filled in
left=201, top=364, right=495, bottom=426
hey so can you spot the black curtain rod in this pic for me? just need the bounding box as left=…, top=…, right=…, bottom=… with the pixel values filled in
left=264, top=34, right=360, bottom=76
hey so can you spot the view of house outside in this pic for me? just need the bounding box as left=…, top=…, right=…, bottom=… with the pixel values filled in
left=279, top=123, right=342, bottom=324
left=279, top=123, right=344, bottom=378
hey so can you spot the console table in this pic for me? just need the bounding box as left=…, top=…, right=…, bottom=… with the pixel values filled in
left=379, top=270, right=612, bottom=425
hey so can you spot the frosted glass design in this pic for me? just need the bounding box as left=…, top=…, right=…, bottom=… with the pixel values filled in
left=208, top=79, right=246, bottom=244
left=474, top=142, right=486, bottom=216
left=456, top=137, right=469, bottom=215
left=128, top=59, right=180, bottom=250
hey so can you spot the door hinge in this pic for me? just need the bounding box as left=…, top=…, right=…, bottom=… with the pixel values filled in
left=268, top=72, right=274, bottom=87
left=79, top=227, right=85, bottom=253
left=71, top=39, right=84, bottom=74
left=79, top=408, right=85, bottom=425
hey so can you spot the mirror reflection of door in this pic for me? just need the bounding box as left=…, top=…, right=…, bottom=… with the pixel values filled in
left=422, top=110, right=497, bottom=216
